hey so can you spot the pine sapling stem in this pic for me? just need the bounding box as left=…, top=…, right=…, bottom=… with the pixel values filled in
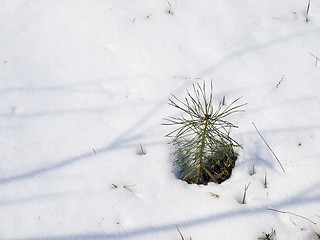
left=196, top=115, right=209, bottom=184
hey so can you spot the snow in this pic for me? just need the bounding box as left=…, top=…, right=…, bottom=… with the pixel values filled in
left=0, top=0, right=320, bottom=239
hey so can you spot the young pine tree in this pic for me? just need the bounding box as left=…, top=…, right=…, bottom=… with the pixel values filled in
left=164, top=81, right=245, bottom=184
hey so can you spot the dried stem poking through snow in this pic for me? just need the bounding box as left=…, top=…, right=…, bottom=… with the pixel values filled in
left=308, top=51, right=319, bottom=66
left=252, top=122, right=285, bottom=173
left=306, top=0, right=311, bottom=22
left=268, top=208, right=316, bottom=225
left=242, top=182, right=251, bottom=204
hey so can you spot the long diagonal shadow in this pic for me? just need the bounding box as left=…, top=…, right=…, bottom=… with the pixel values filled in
left=5, top=180, right=320, bottom=240
left=0, top=82, right=190, bottom=185
left=0, top=113, right=155, bottom=185
left=200, top=28, right=320, bottom=76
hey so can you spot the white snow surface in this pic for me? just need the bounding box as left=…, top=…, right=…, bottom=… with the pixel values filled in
left=1, top=1, right=320, bottom=239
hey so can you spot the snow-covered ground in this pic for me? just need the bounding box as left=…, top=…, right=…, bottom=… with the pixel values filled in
left=1, top=1, right=320, bottom=239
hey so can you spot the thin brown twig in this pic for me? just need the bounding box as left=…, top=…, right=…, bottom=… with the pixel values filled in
left=308, top=51, right=319, bottom=66
left=268, top=208, right=316, bottom=225
left=123, top=184, right=136, bottom=188
left=167, top=0, right=172, bottom=14
left=306, top=0, right=311, bottom=22
left=242, top=182, right=251, bottom=204
left=139, top=143, right=145, bottom=155
left=176, top=226, right=185, bottom=240
left=276, top=76, right=285, bottom=88
left=252, top=122, right=285, bottom=172
left=251, top=163, right=256, bottom=175
left=209, top=192, right=220, bottom=198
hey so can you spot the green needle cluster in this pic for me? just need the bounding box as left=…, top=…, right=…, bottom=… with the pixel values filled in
left=164, top=81, right=245, bottom=184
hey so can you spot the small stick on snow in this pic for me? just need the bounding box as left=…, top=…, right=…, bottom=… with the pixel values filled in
left=268, top=208, right=316, bottom=225
left=209, top=192, right=220, bottom=198
left=167, top=0, right=172, bottom=14
left=139, top=143, right=145, bottom=155
left=264, top=172, right=267, bottom=188
left=222, top=95, right=226, bottom=105
left=306, top=0, right=311, bottom=22
left=252, top=122, right=285, bottom=173
left=276, top=76, right=285, bottom=88
left=123, top=184, right=136, bottom=188
left=176, top=226, right=185, bottom=240
left=242, top=182, right=251, bottom=204
left=252, top=164, right=256, bottom=175
left=308, top=52, right=319, bottom=66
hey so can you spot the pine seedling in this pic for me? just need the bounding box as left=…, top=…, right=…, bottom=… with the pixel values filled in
left=164, top=81, right=245, bottom=184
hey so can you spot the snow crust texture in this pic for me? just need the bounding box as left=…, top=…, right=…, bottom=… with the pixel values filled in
left=0, top=1, right=320, bottom=239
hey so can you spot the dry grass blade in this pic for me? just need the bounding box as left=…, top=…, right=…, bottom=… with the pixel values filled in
left=242, top=182, right=251, bottom=204
left=306, top=0, right=311, bottom=22
left=209, top=192, right=220, bottom=198
left=276, top=76, right=285, bottom=88
left=176, top=226, right=184, bottom=240
left=268, top=208, right=316, bottom=225
left=123, top=184, right=136, bottom=188
left=139, top=143, right=145, bottom=155
left=167, top=0, right=172, bottom=14
left=308, top=51, right=319, bottom=66
left=252, top=122, right=285, bottom=173
left=251, top=163, right=256, bottom=175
